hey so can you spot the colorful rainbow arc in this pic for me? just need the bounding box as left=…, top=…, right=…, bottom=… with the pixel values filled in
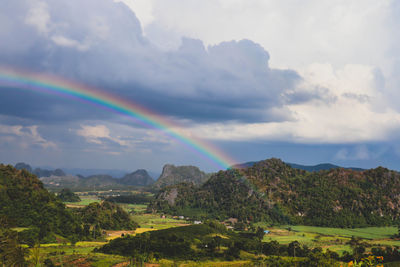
left=0, top=67, right=237, bottom=170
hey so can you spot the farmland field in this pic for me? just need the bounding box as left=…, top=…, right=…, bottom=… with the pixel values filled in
left=289, top=225, right=398, bottom=239
left=119, top=203, right=147, bottom=213
left=258, top=224, right=400, bottom=255
left=132, top=213, right=190, bottom=230
left=64, top=195, right=101, bottom=207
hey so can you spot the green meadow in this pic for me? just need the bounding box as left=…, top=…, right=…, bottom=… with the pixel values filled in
left=64, top=195, right=101, bottom=207
left=259, top=225, right=400, bottom=256
left=132, top=213, right=189, bottom=230
left=289, top=225, right=398, bottom=239
left=119, top=203, right=148, bottom=213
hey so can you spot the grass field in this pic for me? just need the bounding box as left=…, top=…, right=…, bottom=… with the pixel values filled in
left=132, top=213, right=190, bottom=230
left=64, top=195, right=101, bottom=207
left=11, top=227, right=29, bottom=232
left=34, top=244, right=127, bottom=266
left=118, top=203, right=148, bottom=213
left=289, top=225, right=398, bottom=239
left=258, top=225, right=400, bottom=255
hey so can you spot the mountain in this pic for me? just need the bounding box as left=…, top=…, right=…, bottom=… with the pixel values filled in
left=14, top=162, right=157, bottom=188
left=147, top=171, right=161, bottom=180
left=40, top=175, right=81, bottom=189
left=80, top=174, right=118, bottom=188
left=33, top=167, right=66, bottom=177
left=14, top=162, right=65, bottom=177
left=287, top=162, right=364, bottom=172
left=14, top=162, right=32, bottom=172
left=233, top=160, right=364, bottom=172
left=40, top=171, right=155, bottom=190
left=149, top=158, right=400, bottom=227
left=119, top=169, right=154, bottom=186
left=15, top=162, right=156, bottom=189
left=62, top=167, right=129, bottom=178
left=153, top=164, right=210, bottom=189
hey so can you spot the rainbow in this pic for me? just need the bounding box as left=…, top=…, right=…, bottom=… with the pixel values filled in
left=0, top=67, right=237, bottom=170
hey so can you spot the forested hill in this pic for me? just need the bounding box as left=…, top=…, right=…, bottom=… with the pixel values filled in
left=0, top=164, right=81, bottom=238
left=149, top=158, right=400, bottom=227
left=233, top=160, right=364, bottom=172
left=0, top=164, right=138, bottom=243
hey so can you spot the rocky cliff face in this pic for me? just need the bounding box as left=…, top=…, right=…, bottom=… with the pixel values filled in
left=153, top=164, right=210, bottom=189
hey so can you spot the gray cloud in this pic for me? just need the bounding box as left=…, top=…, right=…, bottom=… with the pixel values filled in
left=0, top=0, right=324, bottom=125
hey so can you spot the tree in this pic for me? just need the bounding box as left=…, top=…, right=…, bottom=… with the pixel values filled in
left=288, top=241, right=300, bottom=257
left=58, top=188, right=80, bottom=202
left=255, top=227, right=265, bottom=240
left=29, top=244, right=42, bottom=267
left=0, top=230, right=29, bottom=267
left=6, top=245, right=29, bottom=267
left=346, top=237, right=367, bottom=261
left=397, top=224, right=400, bottom=238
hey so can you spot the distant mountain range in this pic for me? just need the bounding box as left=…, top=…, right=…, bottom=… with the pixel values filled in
left=14, top=160, right=365, bottom=191
left=15, top=162, right=66, bottom=177
left=233, top=161, right=364, bottom=172
left=14, top=162, right=161, bottom=179
left=40, top=170, right=155, bottom=190
left=14, top=162, right=208, bottom=190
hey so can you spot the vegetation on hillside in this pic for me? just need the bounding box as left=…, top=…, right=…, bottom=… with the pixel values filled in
left=0, top=164, right=139, bottom=246
left=150, top=158, right=400, bottom=227
left=76, top=201, right=139, bottom=231
left=119, top=169, right=154, bottom=186
left=0, top=164, right=83, bottom=241
left=97, top=222, right=340, bottom=265
left=0, top=228, right=30, bottom=266
left=105, top=193, right=154, bottom=204
left=3, top=161, right=400, bottom=266
left=57, top=188, right=81, bottom=202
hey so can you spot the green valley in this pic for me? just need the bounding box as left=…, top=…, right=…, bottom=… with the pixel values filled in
left=1, top=160, right=400, bottom=266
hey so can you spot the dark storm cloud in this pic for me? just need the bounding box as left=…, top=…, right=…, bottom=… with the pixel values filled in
left=0, top=0, right=323, bottom=124
left=0, top=87, right=117, bottom=125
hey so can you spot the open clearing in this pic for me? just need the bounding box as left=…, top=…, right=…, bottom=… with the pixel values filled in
left=64, top=195, right=101, bottom=207
left=132, top=213, right=190, bottom=230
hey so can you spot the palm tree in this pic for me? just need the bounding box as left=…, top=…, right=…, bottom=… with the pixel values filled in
left=29, top=244, right=41, bottom=267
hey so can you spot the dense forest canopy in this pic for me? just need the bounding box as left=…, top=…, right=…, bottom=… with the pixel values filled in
left=57, top=188, right=81, bottom=202
left=0, top=164, right=81, bottom=239
left=77, top=201, right=139, bottom=230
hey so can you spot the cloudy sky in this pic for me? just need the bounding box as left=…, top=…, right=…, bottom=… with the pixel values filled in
left=1, top=0, right=400, bottom=173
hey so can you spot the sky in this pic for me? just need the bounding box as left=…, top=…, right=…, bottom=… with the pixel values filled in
left=1, top=0, right=400, bottom=173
